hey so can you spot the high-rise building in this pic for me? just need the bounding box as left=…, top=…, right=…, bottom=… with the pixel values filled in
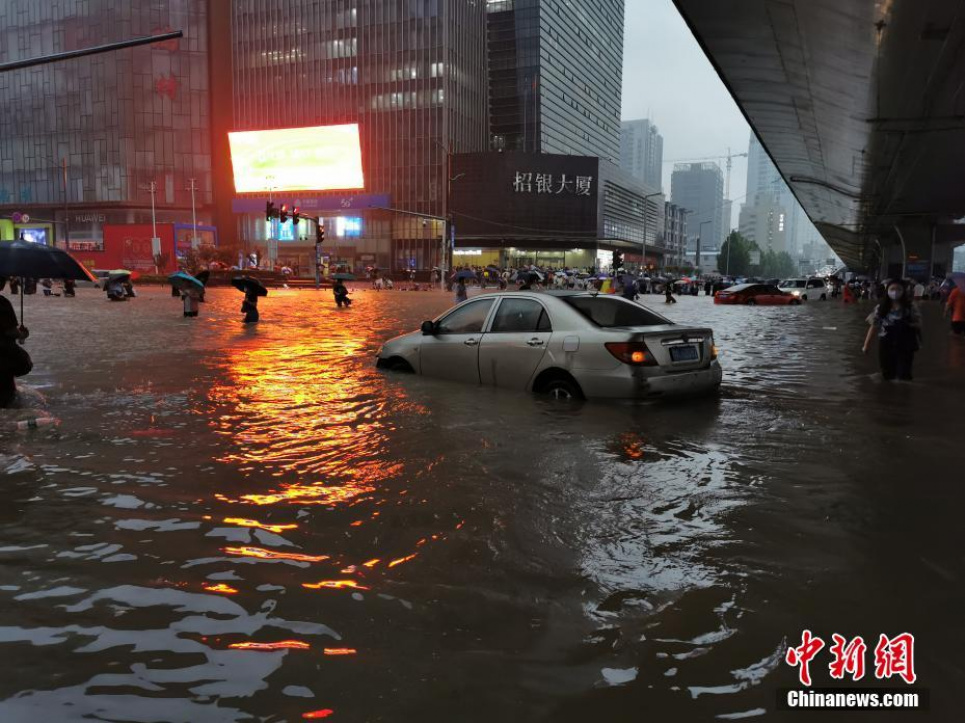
left=738, top=198, right=787, bottom=254
left=0, top=1, right=215, bottom=253
left=670, top=162, right=724, bottom=255
left=487, top=0, right=624, bottom=161
left=743, top=132, right=825, bottom=257
left=228, top=0, right=489, bottom=272
left=620, top=119, right=663, bottom=190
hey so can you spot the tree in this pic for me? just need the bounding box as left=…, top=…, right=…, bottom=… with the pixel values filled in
left=717, top=231, right=754, bottom=277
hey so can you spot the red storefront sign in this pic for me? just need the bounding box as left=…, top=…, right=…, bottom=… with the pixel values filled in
left=73, top=224, right=176, bottom=272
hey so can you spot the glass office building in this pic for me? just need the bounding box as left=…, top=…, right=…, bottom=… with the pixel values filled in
left=487, top=0, right=624, bottom=161
left=230, top=0, right=489, bottom=273
left=0, top=1, right=214, bottom=247
left=670, top=162, right=725, bottom=256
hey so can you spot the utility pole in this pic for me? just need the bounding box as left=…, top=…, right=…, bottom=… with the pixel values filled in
left=641, top=191, right=662, bottom=272
left=140, top=181, right=159, bottom=274
left=697, top=219, right=712, bottom=277
left=264, top=175, right=275, bottom=271
left=187, top=177, right=199, bottom=249
left=61, top=158, right=69, bottom=250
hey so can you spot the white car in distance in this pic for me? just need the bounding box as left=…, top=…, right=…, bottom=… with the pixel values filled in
left=778, top=277, right=829, bottom=301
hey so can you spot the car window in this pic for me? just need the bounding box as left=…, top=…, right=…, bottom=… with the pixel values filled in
left=437, top=299, right=494, bottom=334
left=491, top=298, right=551, bottom=333
left=563, top=296, right=670, bottom=327
left=764, top=285, right=782, bottom=294
left=807, top=280, right=823, bottom=288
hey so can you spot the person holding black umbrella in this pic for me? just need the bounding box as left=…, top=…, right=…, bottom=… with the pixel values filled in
left=0, top=296, right=31, bottom=408
left=333, top=278, right=352, bottom=308
left=232, top=276, right=267, bottom=324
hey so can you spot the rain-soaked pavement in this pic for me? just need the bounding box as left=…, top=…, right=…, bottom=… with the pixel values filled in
left=0, top=285, right=962, bottom=722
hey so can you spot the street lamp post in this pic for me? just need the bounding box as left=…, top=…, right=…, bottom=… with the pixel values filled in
left=641, top=191, right=662, bottom=272
left=140, top=181, right=159, bottom=274
left=680, top=208, right=695, bottom=271
left=187, top=177, right=199, bottom=250
left=725, top=231, right=733, bottom=277
left=696, top=220, right=712, bottom=276
left=432, top=139, right=465, bottom=291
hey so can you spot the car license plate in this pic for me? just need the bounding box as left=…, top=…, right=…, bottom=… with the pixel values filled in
left=670, top=345, right=699, bottom=362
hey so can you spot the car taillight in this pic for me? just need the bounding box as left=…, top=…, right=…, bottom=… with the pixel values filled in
left=711, top=344, right=719, bottom=360
left=605, top=342, right=657, bottom=366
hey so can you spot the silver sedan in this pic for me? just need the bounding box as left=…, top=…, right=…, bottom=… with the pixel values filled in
left=376, top=291, right=722, bottom=400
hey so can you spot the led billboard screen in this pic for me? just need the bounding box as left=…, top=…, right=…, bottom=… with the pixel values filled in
left=228, top=124, right=365, bottom=193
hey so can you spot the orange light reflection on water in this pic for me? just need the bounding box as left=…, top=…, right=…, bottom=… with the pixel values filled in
left=387, top=554, right=417, bottom=568
left=202, top=583, right=239, bottom=594
left=303, top=710, right=335, bottom=720
left=323, top=648, right=357, bottom=656
left=216, top=483, right=377, bottom=507
left=224, top=517, right=298, bottom=534
left=302, top=579, right=368, bottom=591
left=229, top=640, right=310, bottom=651
left=223, top=546, right=329, bottom=563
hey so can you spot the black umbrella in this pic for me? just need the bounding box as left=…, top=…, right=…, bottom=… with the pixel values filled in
left=195, top=270, right=211, bottom=286
left=0, top=240, right=95, bottom=322
left=231, top=275, right=268, bottom=297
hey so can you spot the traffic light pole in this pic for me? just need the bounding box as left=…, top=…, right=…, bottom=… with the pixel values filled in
left=267, top=200, right=322, bottom=288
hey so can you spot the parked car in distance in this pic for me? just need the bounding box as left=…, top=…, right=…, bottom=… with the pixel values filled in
left=376, top=291, right=722, bottom=400
left=714, top=283, right=802, bottom=306
left=778, top=277, right=830, bottom=301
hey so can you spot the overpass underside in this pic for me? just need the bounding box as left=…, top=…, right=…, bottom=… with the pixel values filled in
left=673, top=0, right=965, bottom=277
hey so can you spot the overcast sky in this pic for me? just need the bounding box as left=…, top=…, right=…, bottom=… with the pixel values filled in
left=621, top=0, right=750, bottom=224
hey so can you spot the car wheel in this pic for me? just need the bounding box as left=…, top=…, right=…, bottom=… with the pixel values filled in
left=383, top=357, right=414, bottom=373
left=802, top=294, right=808, bottom=301
left=820, top=294, right=827, bottom=301
left=746, top=298, right=756, bottom=306
left=536, top=374, right=584, bottom=401
left=789, top=299, right=802, bottom=306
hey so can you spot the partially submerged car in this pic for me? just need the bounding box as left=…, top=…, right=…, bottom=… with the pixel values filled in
left=377, top=291, right=722, bottom=400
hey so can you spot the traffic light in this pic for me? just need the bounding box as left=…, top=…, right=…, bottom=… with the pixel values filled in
left=266, top=201, right=276, bottom=221
left=613, top=250, right=624, bottom=270
left=279, top=204, right=289, bottom=223
left=292, top=206, right=300, bottom=227
left=315, top=221, right=325, bottom=245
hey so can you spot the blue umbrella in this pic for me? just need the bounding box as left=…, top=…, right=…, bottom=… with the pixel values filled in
left=952, top=272, right=965, bottom=293
left=454, top=270, right=477, bottom=281
left=168, top=271, right=204, bottom=291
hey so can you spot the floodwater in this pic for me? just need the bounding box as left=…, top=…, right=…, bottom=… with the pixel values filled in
left=0, top=285, right=962, bottom=722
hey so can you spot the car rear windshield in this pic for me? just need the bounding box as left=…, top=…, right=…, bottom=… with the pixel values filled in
left=562, top=296, right=670, bottom=328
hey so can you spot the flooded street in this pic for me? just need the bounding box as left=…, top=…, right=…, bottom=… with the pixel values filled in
left=0, top=286, right=962, bottom=722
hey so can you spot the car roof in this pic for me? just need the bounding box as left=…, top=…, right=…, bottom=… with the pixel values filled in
left=722, top=283, right=759, bottom=291
left=471, top=290, right=600, bottom=301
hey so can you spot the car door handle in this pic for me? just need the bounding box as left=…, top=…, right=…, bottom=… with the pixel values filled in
left=464, top=338, right=479, bottom=347
left=526, top=338, right=545, bottom=347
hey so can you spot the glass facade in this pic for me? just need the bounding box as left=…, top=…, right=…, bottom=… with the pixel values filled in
left=488, top=0, right=623, bottom=161
left=620, top=118, right=663, bottom=190
left=0, top=1, right=213, bottom=243
left=670, top=162, right=724, bottom=253
left=230, top=0, right=489, bottom=272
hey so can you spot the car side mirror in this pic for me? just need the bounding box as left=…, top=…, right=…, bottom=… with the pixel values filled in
left=421, top=320, right=436, bottom=335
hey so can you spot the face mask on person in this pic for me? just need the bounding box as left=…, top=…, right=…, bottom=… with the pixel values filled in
left=888, top=288, right=903, bottom=301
